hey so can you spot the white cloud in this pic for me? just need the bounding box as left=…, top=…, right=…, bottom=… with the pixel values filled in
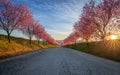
left=37, top=0, right=86, bottom=40
left=47, top=29, right=72, bottom=40
left=47, top=29, right=69, bottom=35
left=11, top=0, right=88, bottom=40
left=41, top=0, right=84, bottom=22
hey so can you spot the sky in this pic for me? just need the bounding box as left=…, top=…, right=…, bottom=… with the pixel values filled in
left=0, top=0, right=91, bottom=40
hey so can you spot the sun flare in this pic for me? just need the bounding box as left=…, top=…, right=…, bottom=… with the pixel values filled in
left=110, top=35, right=117, bottom=40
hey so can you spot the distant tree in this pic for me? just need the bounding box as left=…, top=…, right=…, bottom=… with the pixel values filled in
left=21, top=19, right=37, bottom=44
left=41, top=31, right=59, bottom=45
left=0, top=0, right=32, bottom=43
left=61, top=32, right=79, bottom=46
left=33, top=22, right=44, bottom=45
left=74, top=0, right=96, bottom=44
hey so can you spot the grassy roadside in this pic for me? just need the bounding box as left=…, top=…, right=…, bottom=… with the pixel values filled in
left=0, top=34, right=57, bottom=60
left=65, top=40, right=120, bottom=62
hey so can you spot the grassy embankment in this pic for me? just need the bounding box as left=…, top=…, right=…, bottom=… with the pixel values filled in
left=0, top=34, right=57, bottom=59
left=65, top=40, right=120, bottom=62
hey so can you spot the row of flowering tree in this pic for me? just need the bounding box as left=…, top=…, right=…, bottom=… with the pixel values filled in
left=62, top=0, right=120, bottom=46
left=61, top=31, right=80, bottom=46
left=0, top=0, right=58, bottom=45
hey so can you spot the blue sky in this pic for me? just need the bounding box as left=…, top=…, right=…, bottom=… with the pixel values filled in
left=1, top=0, right=92, bottom=40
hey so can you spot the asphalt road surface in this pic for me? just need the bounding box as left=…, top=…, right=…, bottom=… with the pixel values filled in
left=0, top=47, right=120, bottom=75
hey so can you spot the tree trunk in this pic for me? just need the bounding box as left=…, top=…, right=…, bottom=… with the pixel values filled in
left=29, top=37, right=32, bottom=44
left=8, top=33, right=11, bottom=43
left=38, top=39, right=39, bottom=45
left=101, top=33, right=106, bottom=41
left=45, top=40, right=47, bottom=45
left=74, top=40, right=77, bottom=47
left=86, top=39, right=89, bottom=46
left=42, top=39, right=45, bottom=45
left=7, top=32, right=11, bottom=43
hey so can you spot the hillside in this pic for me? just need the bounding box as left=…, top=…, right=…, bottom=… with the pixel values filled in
left=65, top=40, right=120, bottom=62
left=0, top=34, right=57, bottom=59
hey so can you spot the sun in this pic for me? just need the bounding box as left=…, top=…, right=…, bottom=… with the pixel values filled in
left=110, top=35, right=117, bottom=40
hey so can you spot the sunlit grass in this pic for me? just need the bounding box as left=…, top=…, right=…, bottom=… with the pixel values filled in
left=0, top=34, right=57, bottom=59
left=65, top=40, right=120, bottom=62
left=105, top=40, right=120, bottom=50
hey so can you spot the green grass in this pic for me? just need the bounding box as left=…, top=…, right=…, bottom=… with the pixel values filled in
left=65, top=40, right=120, bottom=62
left=0, top=34, right=57, bottom=59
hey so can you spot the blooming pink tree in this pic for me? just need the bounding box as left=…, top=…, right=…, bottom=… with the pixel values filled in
left=61, top=32, right=79, bottom=46
left=79, top=0, right=96, bottom=42
left=63, top=0, right=120, bottom=46
left=0, top=0, right=32, bottom=43
left=21, top=19, right=39, bottom=44
left=74, top=0, right=120, bottom=42
left=32, top=22, right=44, bottom=44
left=91, top=0, right=120, bottom=39
left=41, top=31, right=59, bottom=45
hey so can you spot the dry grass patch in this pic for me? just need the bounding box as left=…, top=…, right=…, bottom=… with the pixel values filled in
left=0, top=34, right=57, bottom=59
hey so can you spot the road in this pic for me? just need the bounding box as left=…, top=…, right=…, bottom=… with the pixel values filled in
left=0, top=47, right=120, bottom=75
